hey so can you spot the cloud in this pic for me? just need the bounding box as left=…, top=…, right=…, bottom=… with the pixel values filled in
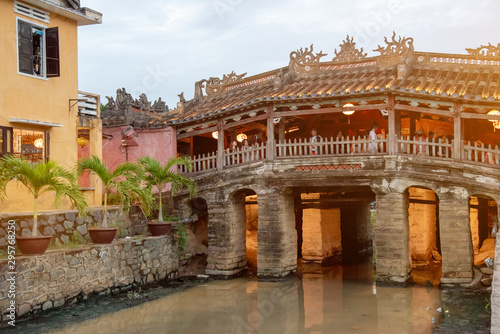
left=78, top=0, right=500, bottom=107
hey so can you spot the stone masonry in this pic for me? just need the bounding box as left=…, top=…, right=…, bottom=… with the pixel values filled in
left=0, top=206, right=148, bottom=253
left=0, top=235, right=178, bottom=324
left=492, top=236, right=500, bottom=334
left=257, top=188, right=297, bottom=278
left=438, top=187, right=474, bottom=284
left=373, top=190, right=411, bottom=283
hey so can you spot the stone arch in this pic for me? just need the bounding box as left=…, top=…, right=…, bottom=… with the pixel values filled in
left=468, top=194, right=498, bottom=266
left=404, top=185, right=441, bottom=285
left=228, top=188, right=258, bottom=273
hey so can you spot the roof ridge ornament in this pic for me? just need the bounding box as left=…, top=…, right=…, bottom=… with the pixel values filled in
left=466, top=43, right=500, bottom=58
left=373, top=32, right=414, bottom=56
left=198, top=71, right=247, bottom=96
left=332, top=35, right=367, bottom=62
left=290, top=44, right=328, bottom=65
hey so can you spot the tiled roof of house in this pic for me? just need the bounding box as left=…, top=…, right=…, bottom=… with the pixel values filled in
left=169, top=34, right=500, bottom=126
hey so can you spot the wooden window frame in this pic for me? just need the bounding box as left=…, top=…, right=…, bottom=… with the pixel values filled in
left=0, top=126, right=14, bottom=158
left=16, top=17, right=59, bottom=80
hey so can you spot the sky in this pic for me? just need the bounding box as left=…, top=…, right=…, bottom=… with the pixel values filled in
left=77, top=0, right=500, bottom=109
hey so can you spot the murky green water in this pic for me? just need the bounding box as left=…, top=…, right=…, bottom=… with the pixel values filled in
left=6, top=259, right=491, bottom=334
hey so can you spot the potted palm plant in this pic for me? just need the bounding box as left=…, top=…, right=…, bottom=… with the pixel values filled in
left=0, top=156, right=87, bottom=255
left=138, top=155, right=196, bottom=236
left=78, top=155, right=152, bottom=244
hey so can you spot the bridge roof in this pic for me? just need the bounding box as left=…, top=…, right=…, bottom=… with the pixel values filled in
left=169, top=34, right=500, bottom=127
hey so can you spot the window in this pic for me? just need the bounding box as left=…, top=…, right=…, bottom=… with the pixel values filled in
left=0, top=126, right=13, bottom=158
left=12, top=129, right=49, bottom=162
left=17, top=18, right=59, bottom=78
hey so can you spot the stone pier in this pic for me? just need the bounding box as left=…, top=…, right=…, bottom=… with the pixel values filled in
left=373, top=189, right=411, bottom=283
left=257, top=188, right=297, bottom=278
left=438, top=186, right=473, bottom=284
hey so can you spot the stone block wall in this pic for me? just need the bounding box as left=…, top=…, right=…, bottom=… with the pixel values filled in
left=491, top=236, right=500, bottom=333
left=257, top=188, right=297, bottom=278
left=0, top=235, right=178, bottom=323
left=438, top=187, right=474, bottom=284
left=374, top=191, right=411, bottom=283
left=302, top=207, right=342, bottom=263
left=0, top=206, right=148, bottom=253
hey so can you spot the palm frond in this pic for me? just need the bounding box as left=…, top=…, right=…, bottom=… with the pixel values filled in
left=78, top=155, right=112, bottom=186
left=0, top=156, right=88, bottom=234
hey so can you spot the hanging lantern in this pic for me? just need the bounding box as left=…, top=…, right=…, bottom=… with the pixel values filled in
left=212, top=131, right=219, bottom=139
left=342, top=103, right=355, bottom=116
left=487, top=110, right=500, bottom=130
left=77, top=137, right=89, bottom=148
left=34, top=138, right=44, bottom=148
left=236, top=133, right=247, bottom=142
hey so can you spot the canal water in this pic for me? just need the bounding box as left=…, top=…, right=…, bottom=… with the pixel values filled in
left=9, top=258, right=491, bottom=334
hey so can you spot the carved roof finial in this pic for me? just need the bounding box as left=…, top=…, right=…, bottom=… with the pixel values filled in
left=289, top=44, right=328, bottom=65
left=197, top=71, right=247, bottom=96
left=466, top=43, right=500, bottom=58
left=373, top=31, right=414, bottom=56
left=332, top=35, right=367, bottom=62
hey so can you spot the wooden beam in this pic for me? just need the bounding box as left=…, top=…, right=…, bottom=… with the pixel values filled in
left=266, top=105, right=275, bottom=161
left=395, top=104, right=453, bottom=117
left=222, top=114, right=268, bottom=130
left=275, top=104, right=390, bottom=117
left=454, top=102, right=462, bottom=162
left=388, top=94, right=396, bottom=155
left=177, top=126, right=218, bottom=140
left=460, top=112, right=500, bottom=121
left=217, top=118, right=224, bottom=171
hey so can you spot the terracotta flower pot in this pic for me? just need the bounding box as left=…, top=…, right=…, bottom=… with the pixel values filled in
left=88, top=228, right=117, bottom=244
left=16, top=235, right=52, bottom=255
left=147, top=222, right=172, bottom=236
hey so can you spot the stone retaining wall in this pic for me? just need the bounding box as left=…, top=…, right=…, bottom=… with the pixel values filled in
left=0, top=235, right=178, bottom=324
left=0, top=206, right=149, bottom=253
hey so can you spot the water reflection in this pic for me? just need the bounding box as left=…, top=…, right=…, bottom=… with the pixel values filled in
left=50, top=260, right=445, bottom=334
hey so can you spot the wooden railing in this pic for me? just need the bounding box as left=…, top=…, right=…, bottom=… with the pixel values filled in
left=397, top=136, right=453, bottom=159
left=224, top=143, right=266, bottom=167
left=179, top=137, right=500, bottom=174
left=463, top=141, right=500, bottom=165
left=276, top=136, right=387, bottom=157
left=178, top=151, right=217, bottom=173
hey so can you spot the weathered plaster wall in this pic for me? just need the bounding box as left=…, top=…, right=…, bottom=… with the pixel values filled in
left=0, top=235, right=178, bottom=323
left=0, top=0, right=102, bottom=212
left=102, top=126, right=176, bottom=173
left=302, top=207, right=342, bottom=263
left=409, top=202, right=437, bottom=264
left=245, top=203, right=258, bottom=270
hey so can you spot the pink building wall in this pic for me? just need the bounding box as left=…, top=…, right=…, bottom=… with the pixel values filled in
left=102, top=126, right=177, bottom=190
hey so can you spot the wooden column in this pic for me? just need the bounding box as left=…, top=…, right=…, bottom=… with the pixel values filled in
left=217, top=118, right=224, bottom=171
left=278, top=118, right=285, bottom=143
left=453, top=102, right=462, bottom=162
left=387, top=94, right=396, bottom=155
left=266, top=105, right=275, bottom=161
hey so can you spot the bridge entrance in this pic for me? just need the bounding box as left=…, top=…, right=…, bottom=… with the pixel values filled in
left=406, top=187, right=442, bottom=285
left=294, top=187, right=375, bottom=269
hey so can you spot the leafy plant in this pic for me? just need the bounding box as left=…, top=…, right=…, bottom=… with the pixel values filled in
left=71, top=230, right=87, bottom=244
left=0, top=156, right=88, bottom=237
left=113, top=220, right=128, bottom=237
left=174, top=223, right=188, bottom=255
left=78, top=155, right=153, bottom=228
left=138, top=156, right=196, bottom=223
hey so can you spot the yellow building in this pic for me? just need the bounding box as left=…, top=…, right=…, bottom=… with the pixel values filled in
left=0, top=0, right=102, bottom=212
